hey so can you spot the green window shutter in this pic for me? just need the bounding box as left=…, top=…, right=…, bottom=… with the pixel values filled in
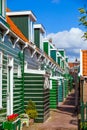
left=34, top=29, right=40, bottom=48
left=51, top=50, right=56, bottom=62
left=58, top=57, right=60, bottom=65
left=43, top=42, right=48, bottom=55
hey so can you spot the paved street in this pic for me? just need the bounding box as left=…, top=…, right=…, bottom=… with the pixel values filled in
left=23, top=89, right=78, bottom=130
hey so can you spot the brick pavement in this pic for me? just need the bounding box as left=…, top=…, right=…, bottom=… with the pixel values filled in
left=23, top=89, right=78, bottom=130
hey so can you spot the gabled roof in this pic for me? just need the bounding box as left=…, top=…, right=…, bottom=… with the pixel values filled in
left=6, top=16, right=29, bottom=43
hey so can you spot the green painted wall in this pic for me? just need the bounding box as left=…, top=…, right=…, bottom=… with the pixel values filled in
left=43, top=42, right=49, bottom=55
left=34, top=29, right=40, bottom=48
left=51, top=50, right=56, bottom=62
left=50, top=79, right=58, bottom=109
left=10, top=16, right=29, bottom=40
left=0, top=35, right=24, bottom=128
left=24, top=73, right=50, bottom=123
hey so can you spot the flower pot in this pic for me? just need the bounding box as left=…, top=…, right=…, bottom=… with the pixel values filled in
left=29, top=118, right=34, bottom=125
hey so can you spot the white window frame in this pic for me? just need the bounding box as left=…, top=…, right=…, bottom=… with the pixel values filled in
left=0, top=52, right=2, bottom=108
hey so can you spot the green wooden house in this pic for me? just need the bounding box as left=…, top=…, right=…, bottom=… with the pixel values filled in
left=0, top=1, right=28, bottom=128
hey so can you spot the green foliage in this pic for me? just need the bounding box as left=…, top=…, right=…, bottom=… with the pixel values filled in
left=25, top=100, right=38, bottom=119
left=26, top=100, right=36, bottom=110
left=78, top=7, right=87, bottom=40
left=78, top=8, right=86, bottom=14
left=25, top=109, right=38, bottom=119
left=0, top=109, right=6, bottom=114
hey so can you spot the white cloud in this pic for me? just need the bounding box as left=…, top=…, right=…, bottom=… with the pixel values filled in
left=47, top=28, right=87, bottom=62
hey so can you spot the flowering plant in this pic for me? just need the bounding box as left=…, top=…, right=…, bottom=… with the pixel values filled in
left=7, top=114, right=18, bottom=122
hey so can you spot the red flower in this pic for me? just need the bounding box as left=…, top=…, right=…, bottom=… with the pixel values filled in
left=7, top=114, right=18, bottom=121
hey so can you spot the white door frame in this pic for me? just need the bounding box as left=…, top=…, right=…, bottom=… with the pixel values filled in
left=7, top=56, right=13, bottom=115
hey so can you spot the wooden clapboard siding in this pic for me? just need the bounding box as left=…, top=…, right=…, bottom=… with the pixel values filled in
left=0, top=36, right=24, bottom=128
left=50, top=79, right=58, bottom=109
left=24, top=73, right=50, bottom=122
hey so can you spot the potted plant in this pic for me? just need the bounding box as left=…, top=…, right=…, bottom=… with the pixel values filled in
left=3, top=114, right=20, bottom=130
left=25, top=100, right=38, bottom=125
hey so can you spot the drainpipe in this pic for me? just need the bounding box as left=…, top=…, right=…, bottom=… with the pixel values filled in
left=22, top=50, right=25, bottom=113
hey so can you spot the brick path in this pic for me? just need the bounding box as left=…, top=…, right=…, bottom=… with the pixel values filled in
left=23, top=89, right=78, bottom=130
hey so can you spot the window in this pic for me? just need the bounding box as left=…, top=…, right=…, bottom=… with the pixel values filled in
left=0, top=52, right=2, bottom=108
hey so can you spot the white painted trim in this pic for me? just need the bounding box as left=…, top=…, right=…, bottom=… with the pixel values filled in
left=50, top=80, right=52, bottom=89
left=37, top=54, right=42, bottom=61
left=13, top=37, right=19, bottom=48
left=2, top=29, right=9, bottom=42
left=0, top=15, right=6, bottom=21
left=0, top=52, right=2, bottom=108
left=43, top=38, right=49, bottom=42
left=31, top=50, right=36, bottom=58
left=7, top=56, right=14, bottom=115
left=50, top=76, right=58, bottom=80
left=34, top=24, right=45, bottom=33
left=58, top=48, right=65, bottom=51
left=18, top=65, right=21, bottom=78
left=2, top=0, right=5, bottom=17
left=25, top=69, right=45, bottom=74
left=50, top=48, right=57, bottom=50
left=6, top=11, right=37, bottom=22
left=50, top=76, right=64, bottom=80
left=24, top=61, right=28, bottom=70
left=80, top=49, right=82, bottom=76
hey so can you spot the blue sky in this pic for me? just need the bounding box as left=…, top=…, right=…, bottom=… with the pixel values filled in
left=7, top=0, right=87, bottom=61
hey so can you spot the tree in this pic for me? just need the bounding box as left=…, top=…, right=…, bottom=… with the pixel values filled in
left=78, top=7, right=87, bottom=40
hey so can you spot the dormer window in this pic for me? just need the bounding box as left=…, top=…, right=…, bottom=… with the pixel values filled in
left=0, top=0, right=6, bottom=18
